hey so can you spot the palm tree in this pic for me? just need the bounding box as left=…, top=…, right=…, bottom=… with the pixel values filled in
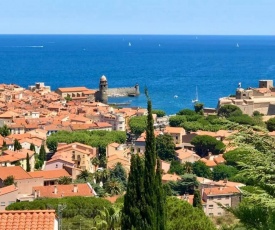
left=92, top=157, right=100, bottom=170
left=77, top=169, right=90, bottom=181
left=58, top=176, right=72, bottom=185
left=105, top=178, right=123, bottom=196
left=94, top=206, right=121, bottom=230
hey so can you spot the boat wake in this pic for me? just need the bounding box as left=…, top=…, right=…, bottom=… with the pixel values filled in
left=4, top=45, right=44, bottom=48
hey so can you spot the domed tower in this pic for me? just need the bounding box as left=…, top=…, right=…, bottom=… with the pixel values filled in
left=99, top=75, right=108, bottom=104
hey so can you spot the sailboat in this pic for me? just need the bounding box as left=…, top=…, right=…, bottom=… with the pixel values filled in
left=192, top=86, right=199, bottom=103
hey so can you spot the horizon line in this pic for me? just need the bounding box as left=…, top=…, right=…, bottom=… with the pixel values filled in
left=0, top=33, right=275, bottom=36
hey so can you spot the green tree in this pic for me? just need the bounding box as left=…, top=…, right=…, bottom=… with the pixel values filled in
left=129, top=115, right=147, bottom=136
left=39, top=145, right=46, bottom=162
left=266, top=117, right=275, bottom=131
left=58, top=176, right=72, bottom=185
left=26, top=153, right=31, bottom=172
left=223, top=148, right=249, bottom=167
left=169, top=115, right=186, bottom=127
left=105, top=178, right=123, bottom=196
left=212, top=164, right=238, bottom=181
left=121, top=91, right=166, bottom=230
left=152, top=109, right=166, bottom=117
left=109, top=162, right=127, bottom=188
left=13, top=139, right=22, bottom=151
left=218, top=105, right=242, bottom=118
left=30, top=143, right=35, bottom=152
left=3, top=175, right=15, bottom=186
left=0, top=124, right=10, bottom=137
left=156, top=134, right=176, bottom=161
left=121, top=154, right=145, bottom=229
left=46, top=139, right=58, bottom=152
left=77, top=169, right=90, bottom=182
left=194, top=102, right=204, bottom=114
left=191, top=135, right=225, bottom=157
left=176, top=109, right=197, bottom=116
left=193, top=189, right=203, bottom=209
left=168, top=160, right=185, bottom=175
left=166, top=197, right=215, bottom=230
left=168, top=174, right=198, bottom=195
left=94, top=206, right=121, bottom=230
left=192, top=161, right=212, bottom=179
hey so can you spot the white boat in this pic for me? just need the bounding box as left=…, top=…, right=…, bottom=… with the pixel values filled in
left=174, top=95, right=178, bottom=98
left=236, top=43, right=239, bottom=48
left=192, top=86, right=199, bottom=103
left=129, top=42, right=131, bottom=47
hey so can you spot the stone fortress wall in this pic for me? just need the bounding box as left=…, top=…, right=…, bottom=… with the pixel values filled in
left=107, top=85, right=140, bottom=97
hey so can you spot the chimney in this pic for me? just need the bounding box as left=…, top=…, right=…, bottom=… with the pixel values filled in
left=219, top=187, right=223, bottom=191
left=54, top=185, right=58, bottom=194
left=73, top=184, right=78, bottom=193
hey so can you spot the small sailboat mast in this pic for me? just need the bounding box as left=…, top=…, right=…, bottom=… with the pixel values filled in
left=192, top=86, right=199, bottom=103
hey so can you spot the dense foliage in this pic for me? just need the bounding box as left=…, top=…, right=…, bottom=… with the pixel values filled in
left=191, top=135, right=225, bottom=157
left=166, top=197, right=216, bottom=230
left=156, top=133, right=176, bottom=161
left=128, top=115, right=147, bottom=136
left=266, top=117, right=275, bottom=131
left=192, top=161, right=212, bottom=179
left=218, top=105, right=243, bottom=118
left=46, top=130, right=126, bottom=152
left=0, top=124, right=10, bottom=137
left=152, top=109, right=166, bottom=117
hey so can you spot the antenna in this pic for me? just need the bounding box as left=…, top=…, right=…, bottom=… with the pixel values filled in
left=58, top=204, right=67, bottom=230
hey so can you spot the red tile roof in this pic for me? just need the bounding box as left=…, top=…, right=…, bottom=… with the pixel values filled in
left=33, top=183, right=95, bottom=198
left=0, top=210, right=56, bottom=230
left=29, top=169, right=70, bottom=180
left=203, top=186, right=241, bottom=196
left=0, top=166, right=32, bottom=180
left=0, top=184, right=18, bottom=196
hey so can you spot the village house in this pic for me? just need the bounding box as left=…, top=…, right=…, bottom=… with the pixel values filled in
left=54, top=142, right=97, bottom=173
left=202, top=186, right=242, bottom=216
left=0, top=149, right=36, bottom=171
left=0, top=166, right=44, bottom=196
left=175, top=148, right=200, bottom=163
left=164, top=126, right=186, bottom=147
left=0, top=184, right=18, bottom=210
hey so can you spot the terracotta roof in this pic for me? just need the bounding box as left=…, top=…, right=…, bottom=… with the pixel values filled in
left=0, top=210, right=56, bottom=230
left=0, top=166, right=32, bottom=180
left=0, top=184, right=18, bottom=196
left=33, top=183, right=95, bottom=198
left=175, top=148, right=200, bottom=160
left=56, top=87, right=88, bottom=92
left=162, top=173, right=181, bottom=182
left=164, top=126, right=185, bottom=134
left=29, top=169, right=70, bottom=180
left=200, top=158, right=217, bottom=167
left=203, top=186, right=241, bottom=196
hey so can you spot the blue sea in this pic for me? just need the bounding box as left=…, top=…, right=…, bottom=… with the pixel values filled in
left=1, top=35, right=275, bottom=114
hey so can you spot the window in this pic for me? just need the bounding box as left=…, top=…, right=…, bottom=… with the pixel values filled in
left=209, top=213, right=213, bottom=216
left=218, top=212, right=222, bottom=216
left=55, top=164, right=58, bottom=168
left=225, top=196, right=230, bottom=199
left=1, top=202, right=5, bottom=206
left=208, top=197, right=213, bottom=200
left=208, top=205, right=213, bottom=209
left=217, top=196, right=221, bottom=200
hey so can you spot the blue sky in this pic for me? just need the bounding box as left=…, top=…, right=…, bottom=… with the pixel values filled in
left=0, top=0, right=274, bottom=35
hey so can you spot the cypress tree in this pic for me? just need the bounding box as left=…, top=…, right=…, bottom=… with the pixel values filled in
left=193, top=189, right=203, bottom=209
left=121, top=90, right=166, bottom=230
left=39, top=145, right=46, bottom=162
left=121, top=154, right=145, bottom=229
left=26, top=153, right=31, bottom=172
left=30, top=143, right=35, bottom=152
left=14, top=139, right=22, bottom=151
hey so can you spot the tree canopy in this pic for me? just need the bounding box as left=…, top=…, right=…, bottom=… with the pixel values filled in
left=192, top=161, right=212, bottom=179
left=218, top=105, right=243, bottom=118
left=266, top=117, right=275, bottom=131
left=152, top=109, right=166, bottom=117
left=128, top=115, right=147, bottom=136
left=156, top=134, right=176, bottom=161
left=191, top=135, right=225, bottom=157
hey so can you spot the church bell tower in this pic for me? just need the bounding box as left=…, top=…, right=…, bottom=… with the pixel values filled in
left=99, top=75, right=108, bottom=104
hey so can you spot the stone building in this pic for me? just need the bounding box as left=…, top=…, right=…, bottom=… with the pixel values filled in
left=218, top=80, right=275, bottom=115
